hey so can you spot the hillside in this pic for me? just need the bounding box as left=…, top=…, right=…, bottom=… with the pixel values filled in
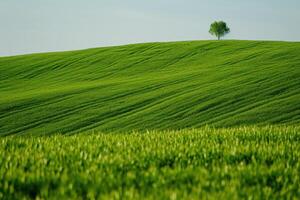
left=0, top=40, right=299, bottom=136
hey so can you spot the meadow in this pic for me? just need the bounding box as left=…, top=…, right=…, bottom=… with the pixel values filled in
left=0, top=41, right=300, bottom=199
left=1, top=126, right=299, bottom=199
left=0, top=41, right=300, bottom=136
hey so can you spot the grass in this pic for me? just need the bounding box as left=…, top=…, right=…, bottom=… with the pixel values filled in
left=0, top=41, right=300, bottom=199
left=1, top=126, right=299, bottom=199
left=0, top=40, right=300, bottom=135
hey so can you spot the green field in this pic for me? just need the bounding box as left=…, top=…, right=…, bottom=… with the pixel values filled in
left=0, top=41, right=300, bottom=136
left=1, top=126, right=299, bottom=199
left=1, top=41, right=300, bottom=199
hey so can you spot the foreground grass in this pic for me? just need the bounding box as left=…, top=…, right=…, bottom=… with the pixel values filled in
left=1, top=126, right=299, bottom=199
left=1, top=41, right=300, bottom=136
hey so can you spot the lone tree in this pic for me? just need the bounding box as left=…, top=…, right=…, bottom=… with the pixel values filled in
left=209, top=21, right=230, bottom=40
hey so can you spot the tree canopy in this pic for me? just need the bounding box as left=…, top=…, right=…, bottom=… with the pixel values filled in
left=209, top=21, right=230, bottom=40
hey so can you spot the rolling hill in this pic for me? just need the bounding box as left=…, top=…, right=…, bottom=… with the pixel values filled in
left=0, top=40, right=299, bottom=136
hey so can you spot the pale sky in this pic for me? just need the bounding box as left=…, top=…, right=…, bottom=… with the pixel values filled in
left=1, top=0, right=299, bottom=56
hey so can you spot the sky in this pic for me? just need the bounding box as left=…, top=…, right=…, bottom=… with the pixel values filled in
left=1, top=0, right=299, bottom=56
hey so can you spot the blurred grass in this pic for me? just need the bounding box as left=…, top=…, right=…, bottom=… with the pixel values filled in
left=0, top=40, right=300, bottom=135
left=0, top=126, right=299, bottom=199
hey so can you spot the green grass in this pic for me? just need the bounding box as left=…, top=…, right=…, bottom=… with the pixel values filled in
left=1, top=126, right=299, bottom=199
left=0, top=40, right=300, bottom=135
left=1, top=41, right=300, bottom=199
